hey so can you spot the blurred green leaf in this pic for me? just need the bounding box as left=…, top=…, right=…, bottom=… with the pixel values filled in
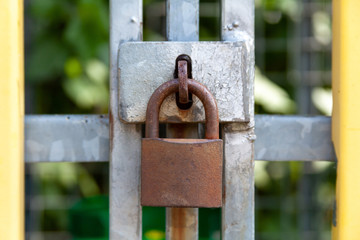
left=312, top=87, right=332, bottom=116
left=63, top=76, right=108, bottom=109
left=85, top=59, right=108, bottom=84
left=255, top=67, right=296, bottom=114
left=255, top=161, right=271, bottom=189
left=144, top=230, right=165, bottom=240
left=64, top=57, right=82, bottom=78
left=312, top=11, right=332, bottom=45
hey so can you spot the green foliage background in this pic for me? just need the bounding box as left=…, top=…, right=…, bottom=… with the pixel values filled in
left=26, top=0, right=109, bottom=114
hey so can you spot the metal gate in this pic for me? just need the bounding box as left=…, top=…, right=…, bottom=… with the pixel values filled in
left=109, top=0, right=254, bottom=238
left=2, top=0, right=344, bottom=239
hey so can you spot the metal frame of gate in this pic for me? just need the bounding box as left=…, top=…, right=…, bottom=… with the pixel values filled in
left=1, top=0, right=359, bottom=239
left=109, top=1, right=255, bottom=238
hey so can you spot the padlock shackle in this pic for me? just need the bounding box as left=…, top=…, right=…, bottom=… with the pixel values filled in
left=145, top=78, right=219, bottom=139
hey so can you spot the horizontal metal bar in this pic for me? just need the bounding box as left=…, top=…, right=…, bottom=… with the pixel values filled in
left=24, top=114, right=335, bottom=163
left=25, top=115, right=109, bottom=163
left=254, top=115, right=335, bottom=161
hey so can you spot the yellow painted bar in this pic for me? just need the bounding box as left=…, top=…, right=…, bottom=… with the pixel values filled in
left=0, top=0, right=24, bottom=239
left=332, top=0, right=360, bottom=239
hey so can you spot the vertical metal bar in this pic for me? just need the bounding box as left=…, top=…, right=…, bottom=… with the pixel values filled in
left=166, top=0, right=199, bottom=41
left=221, top=0, right=255, bottom=239
left=221, top=124, right=255, bottom=239
left=166, top=0, right=199, bottom=239
left=221, top=0, right=254, bottom=41
left=109, top=0, right=143, bottom=239
left=0, top=0, right=24, bottom=239
left=332, top=0, right=360, bottom=239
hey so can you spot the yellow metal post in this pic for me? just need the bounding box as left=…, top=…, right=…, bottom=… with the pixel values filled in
left=0, top=0, right=24, bottom=239
left=332, top=0, right=360, bottom=239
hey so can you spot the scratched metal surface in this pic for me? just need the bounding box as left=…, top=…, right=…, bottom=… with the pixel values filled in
left=221, top=0, right=255, bottom=239
left=118, top=41, right=253, bottom=123
left=25, top=115, right=109, bottom=162
left=222, top=124, right=255, bottom=240
left=109, top=0, right=143, bottom=239
left=254, top=115, right=335, bottom=161
left=221, top=0, right=254, bottom=41
left=166, top=0, right=199, bottom=41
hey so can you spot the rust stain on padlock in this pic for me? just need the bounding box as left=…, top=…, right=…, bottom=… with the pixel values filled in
left=174, top=54, right=193, bottom=110
left=145, top=79, right=219, bottom=139
left=171, top=208, right=186, bottom=239
left=169, top=208, right=198, bottom=239
left=178, top=60, right=189, bottom=104
left=142, top=138, right=222, bottom=207
left=141, top=76, right=223, bottom=208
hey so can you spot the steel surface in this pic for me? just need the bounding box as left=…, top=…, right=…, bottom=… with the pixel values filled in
left=221, top=0, right=255, bottom=239
left=25, top=115, right=109, bottom=162
left=24, top=115, right=335, bottom=162
left=166, top=0, right=199, bottom=42
left=255, top=115, right=335, bottom=161
left=0, top=0, right=24, bottom=239
left=141, top=138, right=223, bottom=207
left=118, top=41, right=252, bottom=123
left=221, top=0, right=254, bottom=41
left=109, top=0, right=143, bottom=239
left=222, top=124, right=255, bottom=240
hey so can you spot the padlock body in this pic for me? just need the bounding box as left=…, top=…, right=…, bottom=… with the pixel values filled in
left=141, top=138, right=223, bottom=208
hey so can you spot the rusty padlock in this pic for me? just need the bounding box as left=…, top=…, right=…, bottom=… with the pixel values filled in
left=141, top=78, right=223, bottom=208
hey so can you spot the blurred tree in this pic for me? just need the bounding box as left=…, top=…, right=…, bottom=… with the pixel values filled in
left=26, top=0, right=109, bottom=114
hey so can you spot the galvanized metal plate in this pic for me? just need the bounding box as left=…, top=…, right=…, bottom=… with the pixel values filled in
left=118, top=41, right=253, bottom=123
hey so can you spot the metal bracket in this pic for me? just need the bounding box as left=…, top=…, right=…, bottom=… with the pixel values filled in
left=118, top=41, right=253, bottom=123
